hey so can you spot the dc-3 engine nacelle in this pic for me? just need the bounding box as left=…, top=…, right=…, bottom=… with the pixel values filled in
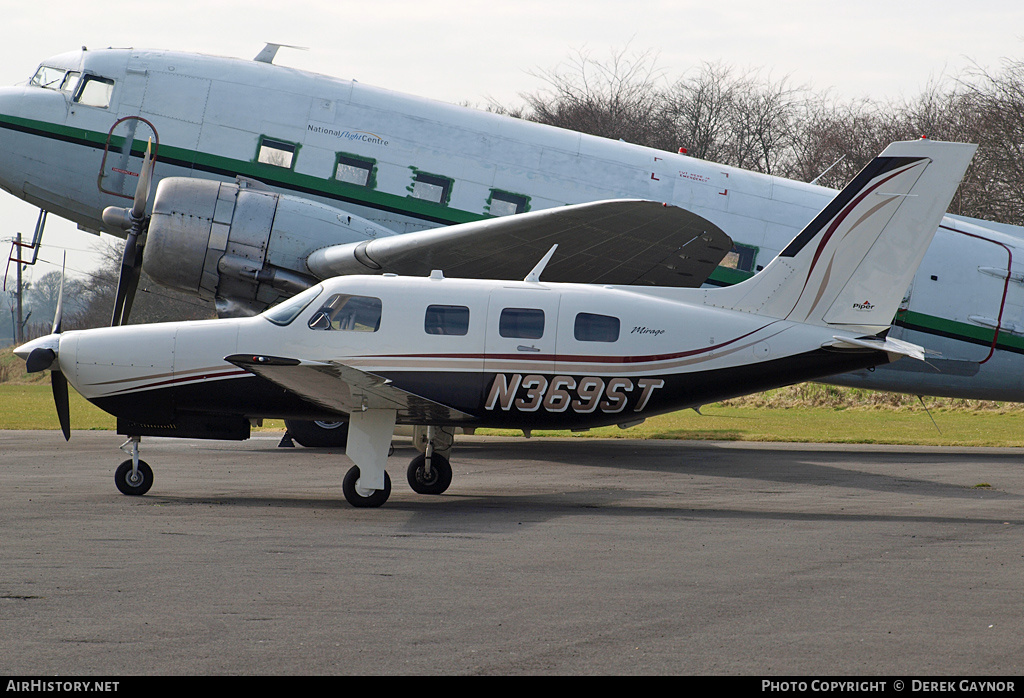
left=144, top=177, right=395, bottom=316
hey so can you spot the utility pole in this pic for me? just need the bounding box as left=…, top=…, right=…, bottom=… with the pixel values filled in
left=15, top=232, right=23, bottom=344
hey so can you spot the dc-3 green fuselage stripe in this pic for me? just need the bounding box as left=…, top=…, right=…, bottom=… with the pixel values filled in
left=4, top=114, right=1022, bottom=357
left=0, top=113, right=482, bottom=226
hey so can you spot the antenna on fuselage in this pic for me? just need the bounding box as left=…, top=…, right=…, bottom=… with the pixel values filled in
left=524, top=244, right=558, bottom=283
left=254, top=43, right=309, bottom=64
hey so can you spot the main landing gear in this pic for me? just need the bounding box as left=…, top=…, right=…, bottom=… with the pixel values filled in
left=340, top=421, right=457, bottom=508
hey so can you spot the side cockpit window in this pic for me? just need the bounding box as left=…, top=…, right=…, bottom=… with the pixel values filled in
left=75, top=75, right=115, bottom=108
left=308, top=294, right=382, bottom=332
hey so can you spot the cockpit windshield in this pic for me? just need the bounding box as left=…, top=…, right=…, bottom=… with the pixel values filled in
left=28, top=64, right=112, bottom=107
left=29, top=65, right=66, bottom=89
left=262, top=284, right=324, bottom=326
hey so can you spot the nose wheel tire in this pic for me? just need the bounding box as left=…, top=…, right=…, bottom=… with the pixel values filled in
left=114, top=459, right=154, bottom=496
left=407, top=453, right=452, bottom=495
left=342, top=466, right=391, bottom=508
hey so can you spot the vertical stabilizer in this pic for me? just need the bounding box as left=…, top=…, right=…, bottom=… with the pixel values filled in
left=706, top=139, right=976, bottom=333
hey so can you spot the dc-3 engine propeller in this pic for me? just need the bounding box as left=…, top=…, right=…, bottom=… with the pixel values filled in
left=101, top=138, right=156, bottom=327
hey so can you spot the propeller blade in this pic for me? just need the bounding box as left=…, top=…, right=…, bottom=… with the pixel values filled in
left=131, top=138, right=154, bottom=221
left=111, top=233, right=143, bottom=326
left=52, top=254, right=65, bottom=334
left=51, top=369, right=71, bottom=441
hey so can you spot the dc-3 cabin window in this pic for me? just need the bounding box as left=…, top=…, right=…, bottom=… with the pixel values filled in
left=335, top=154, right=375, bottom=187
left=721, top=243, right=758, bottom=274
left=499, top=308, right=545, bottom=340
left=308, top=294, right=382, bottom=332
left=574, top=312, right=620, bottom=343
left=488, top=190, right=529, bottom=217
left=424, top=305, right=470, bottom=336
left=410, top=172, right=452, bottom=205
left=257, top=137, right=298, bottom=169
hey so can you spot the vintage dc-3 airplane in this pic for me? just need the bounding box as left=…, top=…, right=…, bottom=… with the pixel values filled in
left=15, top=138, right=976, bottom=506
left=1, top=46, right=1023, bottom=450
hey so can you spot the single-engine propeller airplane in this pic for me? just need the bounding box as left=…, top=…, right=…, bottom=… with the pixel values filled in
left=1, top=47, right=1023, bottom=455
left=15, top=139, right=976, bottom=507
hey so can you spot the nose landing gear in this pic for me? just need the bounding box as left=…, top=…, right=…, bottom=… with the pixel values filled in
left=114, top=436, right=153, bottom=496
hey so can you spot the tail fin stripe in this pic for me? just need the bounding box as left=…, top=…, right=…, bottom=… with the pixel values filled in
left=780, top=156, right=925, bottom=259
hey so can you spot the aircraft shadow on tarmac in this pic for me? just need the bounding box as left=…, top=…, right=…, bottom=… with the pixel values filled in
left=134, top=438, right=1024, bottom=530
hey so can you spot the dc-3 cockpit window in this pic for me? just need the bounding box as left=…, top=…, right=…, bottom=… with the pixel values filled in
left=308, top=294, right=382, bottom=332
left=76, top=75, right=115, bottom=108
left=262, top=285, right=324, bottom=326
left=29, top=66, right=113, bottom=108
left=30, top=65, right=67, bottom=89
left=60, top=71, right=81, bottom=95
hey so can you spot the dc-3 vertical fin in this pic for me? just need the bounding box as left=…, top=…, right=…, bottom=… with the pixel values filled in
left=707, top=139, right=977, bottom=334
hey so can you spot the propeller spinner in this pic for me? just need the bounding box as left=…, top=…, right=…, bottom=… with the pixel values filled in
left=101, top=138, right=156, bottom=326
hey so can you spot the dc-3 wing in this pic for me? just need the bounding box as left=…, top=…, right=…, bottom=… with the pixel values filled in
left=306, top=199, right=733, bottom=287
left=225, top=354, right=476, bottom=423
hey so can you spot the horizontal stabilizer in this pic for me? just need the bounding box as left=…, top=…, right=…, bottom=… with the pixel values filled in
left=824, top=335, right=927, bottom=361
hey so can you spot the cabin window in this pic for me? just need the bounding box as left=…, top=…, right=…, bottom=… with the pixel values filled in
left=574, top=313, right=620, bottom=342
left=424, top=305, right=470, bottom=336
left=720, top=243, right=758, bottom=273
left=262, top=285, right=324, bottom=326
left=499, top=308, right=545, bottom=340
left=29, top=65, right=66, bottom=89
left=257, top=137, right=298, bottom=169
left=488, top=190, right=529, bottom=217
left=409, top=171, right=452, bottom=205
left=308, top=294, right=382, bottom=332
left=335, top=154, right=375, bottom=187
left=75, top=75, right=115, bottom=108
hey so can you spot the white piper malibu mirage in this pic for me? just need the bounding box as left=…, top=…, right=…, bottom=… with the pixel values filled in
left=16, top=139, right=976, bottom=507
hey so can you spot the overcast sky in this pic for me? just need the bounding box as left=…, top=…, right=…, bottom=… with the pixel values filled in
left=2, top=0, right=1023, bottom=284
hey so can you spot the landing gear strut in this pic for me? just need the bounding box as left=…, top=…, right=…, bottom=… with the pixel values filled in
left=115, top=436, right=153, bottom=496
left=406, top=426, right=454, bottom=495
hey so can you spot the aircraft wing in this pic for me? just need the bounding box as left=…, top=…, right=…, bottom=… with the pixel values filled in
left=225, top=354, right=477, bottom=423
left=306, top=199, right=734, bottom=287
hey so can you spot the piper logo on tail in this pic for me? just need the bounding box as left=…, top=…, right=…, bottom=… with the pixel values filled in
left=852, top=300, right=875, bottom=311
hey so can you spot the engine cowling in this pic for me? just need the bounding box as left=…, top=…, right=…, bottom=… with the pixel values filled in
left=144, top=177, right=397, bottom=315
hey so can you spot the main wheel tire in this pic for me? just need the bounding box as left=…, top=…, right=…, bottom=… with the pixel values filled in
left=114, top=459, right=154, bottom=496
left=342, top=466, right=391, bottom=508
left=283, top=419, right=349, bottom=448
left=406, top=453, right=453, bottom=495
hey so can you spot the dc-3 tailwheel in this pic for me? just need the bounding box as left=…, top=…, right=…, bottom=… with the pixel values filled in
left=342, top=466, right=392, bottom=508
left=407, top=453, right=453, bottom=495
left=114, top=459, right=154, bottom=496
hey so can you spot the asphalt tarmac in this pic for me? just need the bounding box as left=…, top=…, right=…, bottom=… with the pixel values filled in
left=1, top=430, right=1022, bottom=676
